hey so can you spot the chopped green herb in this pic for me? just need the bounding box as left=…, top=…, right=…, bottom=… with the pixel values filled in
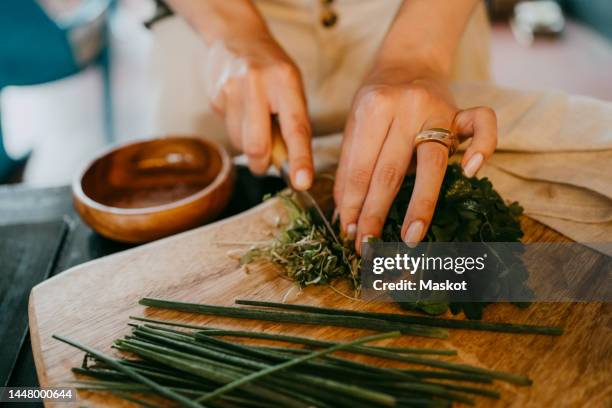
left=241, top=193, right=360, bottom=288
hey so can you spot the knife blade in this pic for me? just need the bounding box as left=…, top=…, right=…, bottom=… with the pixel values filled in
left=270, top=118, right=340, bottom=244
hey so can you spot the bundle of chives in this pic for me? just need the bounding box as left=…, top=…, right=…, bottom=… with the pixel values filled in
left=53, top=298, right=546, bottom=407
left=60, top=326, right=468, bottom=407
left=136, top=298, right=534, bottom=384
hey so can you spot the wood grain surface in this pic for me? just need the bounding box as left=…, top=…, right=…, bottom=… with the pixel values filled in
left=29, top=191, right=611, bottom=407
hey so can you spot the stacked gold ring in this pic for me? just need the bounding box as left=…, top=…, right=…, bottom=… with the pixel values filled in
left=414, top=128, right=459, bottom=157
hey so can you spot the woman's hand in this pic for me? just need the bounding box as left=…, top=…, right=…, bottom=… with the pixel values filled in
left=167, top=0, right=313, bottom=190
left=334, top=66, right=497, bottom=251
left=206, top=35, right=313, bottom=189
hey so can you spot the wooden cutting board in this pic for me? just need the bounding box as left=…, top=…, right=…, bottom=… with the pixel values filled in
left=29, top=195, right=611, bottom=407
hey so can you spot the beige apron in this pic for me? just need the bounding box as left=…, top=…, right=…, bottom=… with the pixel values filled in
left=149, top=0, right=490, bottom=149
left=148, top=2, right=612, bottom=252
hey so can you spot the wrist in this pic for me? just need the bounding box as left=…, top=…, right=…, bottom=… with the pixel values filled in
left=362, top=59, right=456, bottom=107
left=372, top=48, right=452, bottom=81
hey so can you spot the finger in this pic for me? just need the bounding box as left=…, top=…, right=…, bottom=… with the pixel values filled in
left=242, top=73, right=271, bottom=175
left=453, top=106, right=497, bottom=177
left=224, top=87, right=244, bottom=151
left=338, top=90, right=393, bottom=239
left=355, top=119, right=414, bottom=252
left=335, top=87, right=396, bottom=221
left=275, top=77, right=313, bottom=190
left=401, top=142, right=449, bottom=247
left=333, top=109, right=356, bottom=210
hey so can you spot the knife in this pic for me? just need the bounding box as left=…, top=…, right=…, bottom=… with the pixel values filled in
left=270, top=118, right=340, bottom=244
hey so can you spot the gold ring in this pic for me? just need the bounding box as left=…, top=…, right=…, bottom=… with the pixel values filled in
left=414, top=128, right=458, bottom=157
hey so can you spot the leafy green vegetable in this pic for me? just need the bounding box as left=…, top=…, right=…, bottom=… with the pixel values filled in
left=381, top=164, right=523, bottom=243
left=381, top=164, right=527, bottom=318
left=242, top=164, right=527, bottom=319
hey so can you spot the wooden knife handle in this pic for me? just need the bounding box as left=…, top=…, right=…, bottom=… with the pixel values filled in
left=270, top=117, right=288, bottom=171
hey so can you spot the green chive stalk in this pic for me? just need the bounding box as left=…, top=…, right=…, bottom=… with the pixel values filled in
left=235, top=299, right=563, bottom=335
left=131, top=316, right=454, bottom=355
left=196, top=328, right=455, bottom=356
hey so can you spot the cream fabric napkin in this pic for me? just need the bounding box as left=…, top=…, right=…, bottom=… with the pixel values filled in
left=312, top=83, right=612, bottom=254
left=485, top=151, right=612, bottom=200
left=453, top=83, right=612, bottom=254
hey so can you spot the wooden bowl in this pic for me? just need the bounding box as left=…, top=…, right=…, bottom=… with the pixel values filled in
left=73, top=136, right=235, bottom=243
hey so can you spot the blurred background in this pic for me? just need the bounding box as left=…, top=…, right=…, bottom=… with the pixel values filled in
left=0, top=0, right=610, bottom=186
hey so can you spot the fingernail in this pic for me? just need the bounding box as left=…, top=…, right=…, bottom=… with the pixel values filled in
left=360, top=234, right=373, bottom=253
left=347, top=224, right=357, bottom=240
left=294, top=169, right=312, bottom=190
left=463, top=153, right=483, bottom=178
left=403, top=220, right=424, bottom=248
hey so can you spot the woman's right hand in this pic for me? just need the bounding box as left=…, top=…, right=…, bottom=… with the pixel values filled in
left=168, top=0, right=313, bottom=189
left=204, top=33, right=314, bottom=190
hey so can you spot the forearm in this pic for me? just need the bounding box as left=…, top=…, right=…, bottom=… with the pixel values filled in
left=165, top=0, right=270, bottom=44
left=375, top=0, right=480, bottom=78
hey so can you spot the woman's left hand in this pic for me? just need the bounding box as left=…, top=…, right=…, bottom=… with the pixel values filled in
left=334, top=66, right=497, bottom=251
